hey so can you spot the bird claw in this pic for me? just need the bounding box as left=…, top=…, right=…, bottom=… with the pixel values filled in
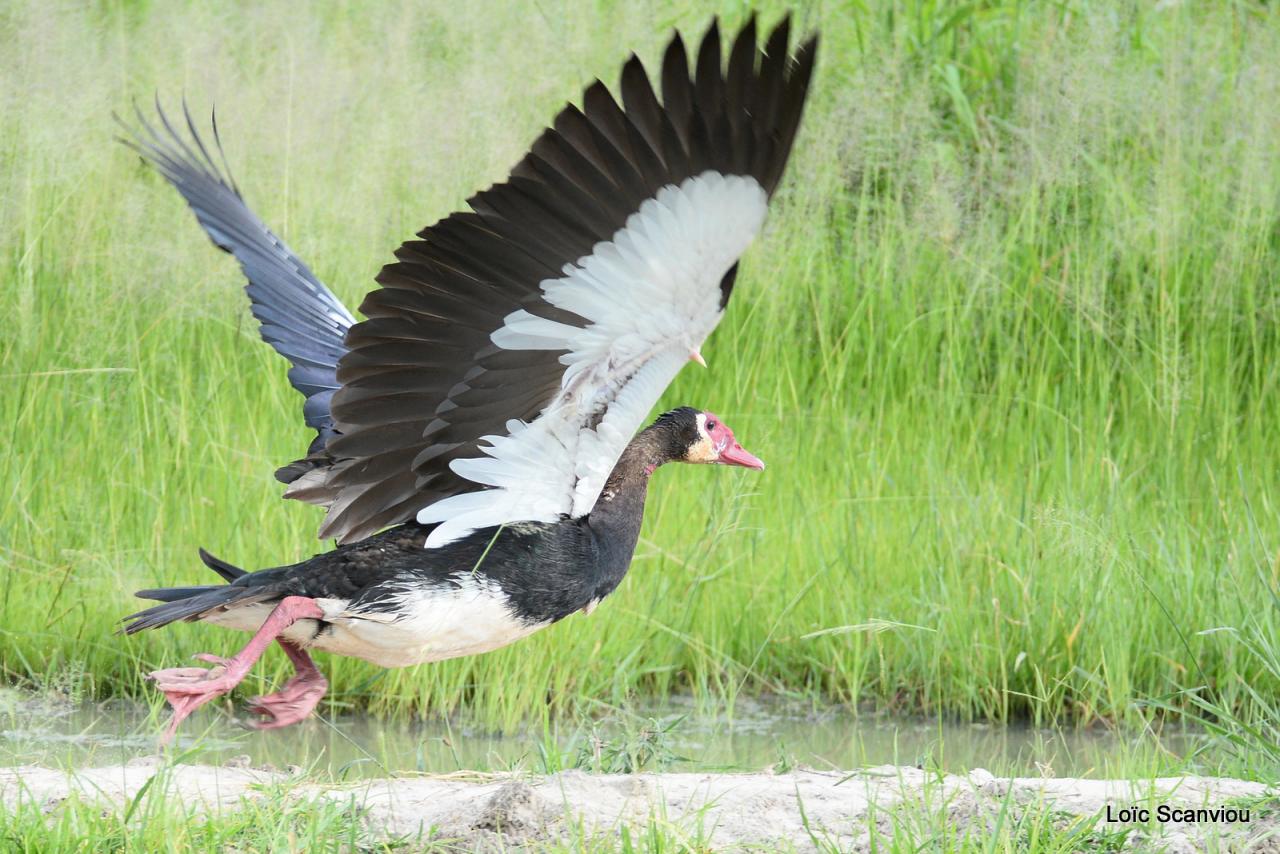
left=148, top=657, right=249, bottom=746
left=148, top=665, right=220, bottom=682
left=245, top=672, right=328, bottom=730
left=148, top=652, right=248, bottom=700
left=146, top=598, right=329, bottom=742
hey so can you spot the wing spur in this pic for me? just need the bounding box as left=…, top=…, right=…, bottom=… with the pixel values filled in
left=120, top=102, right=356, bottom=478
left=302, top=15, right=818, bottom=546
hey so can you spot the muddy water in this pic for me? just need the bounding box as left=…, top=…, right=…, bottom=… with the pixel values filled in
left=0, top=690, right=1199, bottom=779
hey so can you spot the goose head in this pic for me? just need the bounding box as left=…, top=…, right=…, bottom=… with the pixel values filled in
left=652, top=407, right=764, bottom=470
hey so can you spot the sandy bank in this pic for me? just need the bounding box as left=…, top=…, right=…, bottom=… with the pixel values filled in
left=1, top=759, right=1275, bottom=851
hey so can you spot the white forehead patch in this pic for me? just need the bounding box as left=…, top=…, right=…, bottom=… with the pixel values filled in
left=685, top=411, right=718, bottom=464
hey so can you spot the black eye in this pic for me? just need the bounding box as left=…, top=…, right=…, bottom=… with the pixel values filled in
left=706, top=420, right=717, bottom=431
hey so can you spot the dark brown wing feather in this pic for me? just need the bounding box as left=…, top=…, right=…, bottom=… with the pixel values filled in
left=298, top=16, right=817, bottom=543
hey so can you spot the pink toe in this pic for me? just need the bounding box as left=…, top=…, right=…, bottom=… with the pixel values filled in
left=148, top=666, right=207, bottom=681
left=247, top=707, right=312, bottom=729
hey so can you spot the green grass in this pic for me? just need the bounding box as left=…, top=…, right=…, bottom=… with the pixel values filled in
left=0, top=753, right=1252, bottom=853
left=0, top=795, right=1150, bottom=853
left=0, top=772, right=397, bottom=853
left=2, top=0, right=1280, bottom=741
left=0, top=788, right=1146, bottom=854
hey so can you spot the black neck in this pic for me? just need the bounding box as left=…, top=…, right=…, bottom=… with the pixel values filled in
left=584, top=425, right=679, bottom=596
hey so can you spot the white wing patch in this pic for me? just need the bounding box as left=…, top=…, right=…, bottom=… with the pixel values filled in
left=417, top=171, right=768, bottom=547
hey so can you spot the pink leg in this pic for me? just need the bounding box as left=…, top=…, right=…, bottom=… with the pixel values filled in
left=148, top=596, right=324, bottom=743
left=245, top=640, right=328, bottom=730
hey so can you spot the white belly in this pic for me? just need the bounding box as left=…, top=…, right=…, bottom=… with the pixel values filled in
left=201, top=575, right=550, bottom=669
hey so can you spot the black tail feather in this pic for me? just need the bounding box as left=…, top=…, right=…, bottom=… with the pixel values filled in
left=134, top=584, right=222, bottom=603
left=198, top=547, right=246, bottom=582
left=120, top=548, right=273, bottom=635
left=120, top=586, right=273, bottom=635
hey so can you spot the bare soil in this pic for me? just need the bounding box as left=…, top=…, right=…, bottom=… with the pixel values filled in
left=2, top=759, right=1276, bottom=851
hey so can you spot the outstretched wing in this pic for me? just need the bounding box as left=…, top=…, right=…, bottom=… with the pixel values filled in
left=299, top=16, right=816, bottom=546
left=120, top=102, right=356, bottom=477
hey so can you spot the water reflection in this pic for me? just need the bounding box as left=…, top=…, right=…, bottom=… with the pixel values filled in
left=0, top=690, right=1203, bottom=778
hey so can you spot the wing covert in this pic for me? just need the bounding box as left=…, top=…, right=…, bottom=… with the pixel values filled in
left=302, top=15, right=817, bottom=545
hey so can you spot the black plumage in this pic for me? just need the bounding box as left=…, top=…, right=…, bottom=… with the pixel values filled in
left=121, top=18, right=813, bottom=738
left=123, top=409, right=709, bottom=635
left=295, top=15, right=818, bottom=544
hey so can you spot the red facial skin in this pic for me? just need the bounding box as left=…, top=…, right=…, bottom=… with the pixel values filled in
left=703, top=411, right=765, bottom=470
